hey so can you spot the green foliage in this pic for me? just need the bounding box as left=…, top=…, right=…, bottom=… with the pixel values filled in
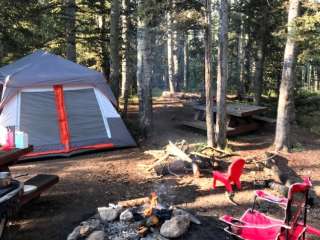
left=0, top=0, right=319, bottom=101
left=296, top=1, right=320, bottom=64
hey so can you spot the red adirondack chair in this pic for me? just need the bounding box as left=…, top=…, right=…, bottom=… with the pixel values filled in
left=212, top=158, right=245, bottom=193
left=220, top=177, right=320, bottom=240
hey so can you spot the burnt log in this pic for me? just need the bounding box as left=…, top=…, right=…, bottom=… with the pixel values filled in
left=118, top=197, right=149, bottom=208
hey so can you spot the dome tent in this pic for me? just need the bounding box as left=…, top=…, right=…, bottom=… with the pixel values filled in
left=0, top=50, right=136, bottom=158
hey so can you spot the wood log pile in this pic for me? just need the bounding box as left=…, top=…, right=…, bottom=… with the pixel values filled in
left=146, top=141, right=236, bottom=178
left=161, top=91, right=200, bottom=100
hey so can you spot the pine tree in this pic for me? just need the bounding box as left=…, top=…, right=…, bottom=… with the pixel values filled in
left=274, top=0, right=300, bottom=152
left=215, top=0, right=229, bottom=149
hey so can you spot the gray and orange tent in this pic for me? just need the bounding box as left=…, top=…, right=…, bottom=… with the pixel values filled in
left=0, top=50, right=136, bottom=158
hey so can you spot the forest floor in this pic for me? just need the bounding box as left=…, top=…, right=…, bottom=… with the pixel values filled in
left=6, top=97, right=320, bottom=240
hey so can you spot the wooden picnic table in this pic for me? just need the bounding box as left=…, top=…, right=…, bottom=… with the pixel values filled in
left=193, top=103, right=267, bottom=118
left=181, top=103, right=268, bottom=136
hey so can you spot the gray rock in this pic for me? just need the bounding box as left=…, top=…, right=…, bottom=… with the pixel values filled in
left=67, top=226, right=81, bottom=240
left=86, top=230, right=105, bottom=240
left=160, top=215, right=190, bottom=238
left=109, top=203, right=123, bottom=214
left=79, top=225, right=91, bottom=237
left=172, top=208, right=201, bottom=225
left=98, top=206, right=119, bottom=222
left=79, top=219, right=101, bottom=236
left=119, top=209, right=134, bottom=222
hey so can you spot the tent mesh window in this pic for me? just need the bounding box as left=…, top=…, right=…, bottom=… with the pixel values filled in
left=63, top=88, right=109, bottom=147
left=20, top=91, right=63, bottom=151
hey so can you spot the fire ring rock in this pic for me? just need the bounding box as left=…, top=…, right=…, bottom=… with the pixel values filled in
left=79, top=219, right=101, bottom=236
left=86, top=230, right=105, bottom=240
left=67, top=226, right=81, bottom=240
left=160, top=215, right=190, bottom=238
left=119, top=209, right=134, bottom=222
left=172, top=208, right=201, bottom=225
left=98, top=207, right=119, bottom=222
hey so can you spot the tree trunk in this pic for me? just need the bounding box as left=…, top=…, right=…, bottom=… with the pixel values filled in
left=172, top=36, right=179, bottom=91
left=65, top=0, right=76, bottom=62
left=253, top=39, right=266, bottom=105
left=0, top=34, right=3, bottom=66
left=167, top=3, right=175, bottom=93
left=236, top=13, right=245, bottom=98
left=215, top=0, right=228, bottom=149
left=274, top=0, right=300, bottom=152
left=253, top=9, right=267, bottom=105
left=177, top=34, right=184, bottom=91
left=205, top=0, right=215, bottom=147
left=98, top=0, right=110, bottom=81
left=243, top=23, right=254, bottom=94
left=183, top=32, right=189, bottom=90
left=137, top=0, right=153, bottom=137
left=121, top=0, right=131, bottom=118
left=110, top=0, right=121, bottom=102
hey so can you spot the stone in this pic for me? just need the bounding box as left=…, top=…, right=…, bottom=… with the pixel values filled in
left=79, top=225, right=91, bottom=236
left=119, top=209, right=134, bottom=222
left=86, top=230, right=105, bottom=240
left=109, top=203, right=123, bottom=214
left=160, top=215, right=190, bottom=238
left=67, top=226, right=81, bottom=240
left=98, top=206, right=119, bottom=222
left=79, top=219, right=101, bottom=236
left=172, top=208, right=201, bottom=225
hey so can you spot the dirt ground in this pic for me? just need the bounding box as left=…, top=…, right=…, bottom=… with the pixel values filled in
left=6, top=99, right=320, bottom=240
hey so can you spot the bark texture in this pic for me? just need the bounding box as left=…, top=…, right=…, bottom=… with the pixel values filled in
left=99, top=0, right=110, bottom=81
left=236, top=14, right=245, bottom=98
left=183, top=33, right=189, bottom=90
left=205, top=0, right=215, bottom=147
left=167, top=3, right=175, bottom=93
left=253, top=10, right=267, bottom=105
left=137, top=0, right=153, bottom=137
left=110, top=0, right=121, bottom=101
left=65, top=0, right=76, bottom=62
left=215, top=0, right=228, bottom=149
left=121, top=0, right=131, bottom=118
left=274, top=0, right=300, bottom=152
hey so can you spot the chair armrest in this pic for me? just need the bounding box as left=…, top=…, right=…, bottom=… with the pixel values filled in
left=255, top=190, right=288, bottom=208
left=220, top=214, right=291, bottom=230
left=220, top=215, right=245, bottom=227
left=212, top=171, right=227, bottom=180
left=306, top=225, right=320, bottom=237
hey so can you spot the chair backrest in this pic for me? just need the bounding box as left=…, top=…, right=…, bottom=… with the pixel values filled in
left=279, top=177, right=312, bottom=239
left=227, top=158, right=245, bottom=182
left=285, top=178, right=311, bottom=226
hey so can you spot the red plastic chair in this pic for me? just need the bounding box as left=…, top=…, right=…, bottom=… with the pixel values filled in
left=212, top=158, right=245, bottom=193
left=220, top=177, right=320, bottom=240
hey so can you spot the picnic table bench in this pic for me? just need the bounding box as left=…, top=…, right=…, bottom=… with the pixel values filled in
left=0, top=146, right=34, bottom=171
left=182, top=103, right=269, bottom=136
left=0, top=146, right=59, bottom=206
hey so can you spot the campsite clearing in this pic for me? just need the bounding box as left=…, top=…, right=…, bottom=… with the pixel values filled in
left=6, top=99, right=320, bottom=240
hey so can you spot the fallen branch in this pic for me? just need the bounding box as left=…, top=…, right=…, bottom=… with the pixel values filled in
left=147, top=153, right=170, bottom=171
left=167, top=141, right=200, bottom=177
left=167, top=141, right=193, bottom=163
left=199, top=146, right=239, bottom=158
left=190, top=151, right=212, bottom=160
left=118, top=197, right=149, bottom=208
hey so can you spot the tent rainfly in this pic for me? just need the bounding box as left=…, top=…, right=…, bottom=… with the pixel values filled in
left=0, top=50, right=136, bottom=158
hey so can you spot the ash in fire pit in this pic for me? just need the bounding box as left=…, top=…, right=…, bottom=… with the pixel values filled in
left=67, top=192, right=201, bottom=240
